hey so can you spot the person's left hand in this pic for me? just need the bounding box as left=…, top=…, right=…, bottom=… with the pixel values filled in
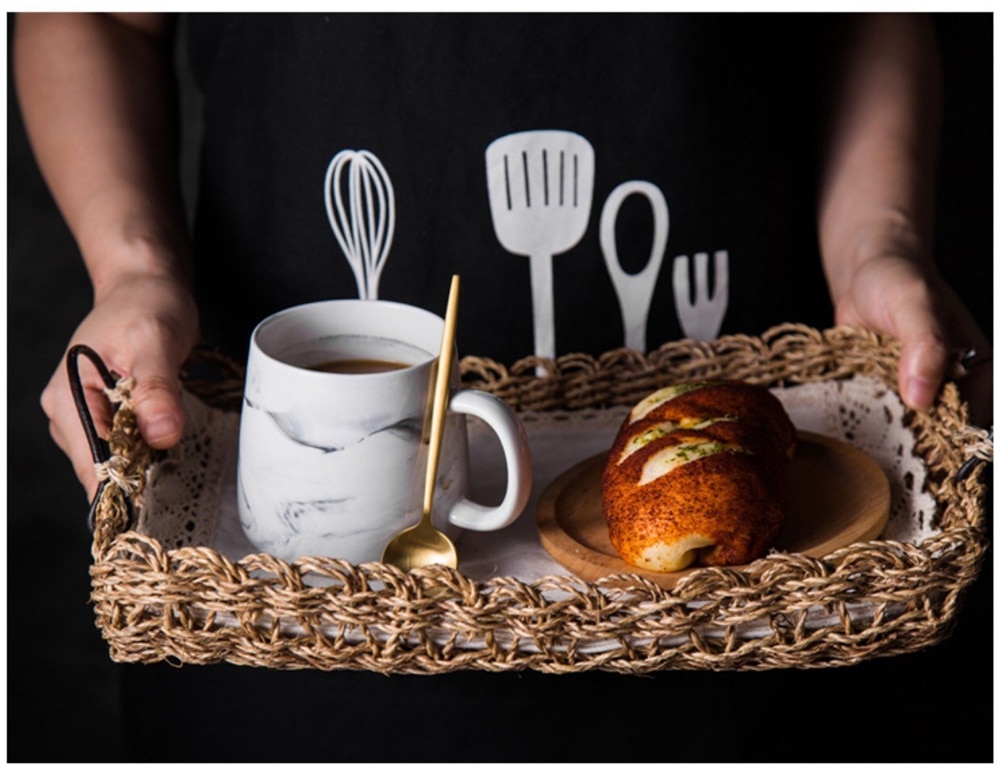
left=832, top=254, right=992, bottom=426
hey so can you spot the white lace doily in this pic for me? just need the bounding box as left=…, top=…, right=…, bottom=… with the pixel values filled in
left=137, top=376, right=935, bottom=583
left=136, top=390, right=239, bottom=551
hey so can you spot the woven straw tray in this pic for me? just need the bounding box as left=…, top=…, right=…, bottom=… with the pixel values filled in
left=78, top=324, right=992, bottom=673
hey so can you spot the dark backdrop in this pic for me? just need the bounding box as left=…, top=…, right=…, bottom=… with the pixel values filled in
left=7, top=13, right=993, bottom=762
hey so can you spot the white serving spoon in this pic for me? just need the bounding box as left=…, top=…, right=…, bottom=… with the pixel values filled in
left=600, top=180, right=669, bottom=354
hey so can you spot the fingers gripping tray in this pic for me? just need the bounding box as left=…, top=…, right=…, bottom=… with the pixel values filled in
left=80, top=325, right=991, bottom=673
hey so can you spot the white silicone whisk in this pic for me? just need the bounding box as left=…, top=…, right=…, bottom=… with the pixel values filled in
left=324, top=149, right=396, bottom=300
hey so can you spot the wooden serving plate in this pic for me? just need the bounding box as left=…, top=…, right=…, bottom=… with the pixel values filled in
left=536, top=431, right=890, bottom=588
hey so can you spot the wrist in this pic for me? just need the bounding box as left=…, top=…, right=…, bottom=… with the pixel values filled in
left=823, top=211, right=934, bottom=304
left=81, top=211, right=193, bottom=301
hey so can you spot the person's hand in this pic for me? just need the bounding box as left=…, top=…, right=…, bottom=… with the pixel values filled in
left=41, top=272, right=200, bottom=498
left=832, top=254, right=992, bottom=426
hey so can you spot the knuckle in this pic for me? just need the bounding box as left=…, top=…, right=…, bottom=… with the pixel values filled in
left=914, top=336, right=950, bottom=366
left=124, top=311, right=195, bottom=358
left=130, top=374, right=180, bottom=406
left=898, top=276, right=935, bottom=306
left=47, top=418, right=66, bottom=450
left=39, top=383, right=58, bottom=417
left=77, top=471, right=99, bottom=498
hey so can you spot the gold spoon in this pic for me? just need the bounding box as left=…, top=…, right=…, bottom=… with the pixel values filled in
left=381, top=275, right=461, bottom=571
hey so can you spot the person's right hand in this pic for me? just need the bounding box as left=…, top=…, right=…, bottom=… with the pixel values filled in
left=41, top=272, right=200, bottom=499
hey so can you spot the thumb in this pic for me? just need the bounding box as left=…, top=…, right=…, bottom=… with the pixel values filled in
left=128, top=358, right=185, bottom=449
left=892, top=298, right=949, bottom=412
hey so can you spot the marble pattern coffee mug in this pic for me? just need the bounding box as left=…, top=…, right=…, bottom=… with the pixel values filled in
left=237, top=299, right=532, bottom=563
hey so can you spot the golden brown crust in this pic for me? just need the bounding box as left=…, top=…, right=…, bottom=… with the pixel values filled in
left=602, top=381, right=794, bottom=572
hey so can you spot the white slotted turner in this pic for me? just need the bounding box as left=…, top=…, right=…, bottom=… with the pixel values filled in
left=485, top=130, right=596, bottom=363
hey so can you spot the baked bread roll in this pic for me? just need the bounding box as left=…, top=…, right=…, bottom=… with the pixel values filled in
left=601, top=380, right=796, bottom=573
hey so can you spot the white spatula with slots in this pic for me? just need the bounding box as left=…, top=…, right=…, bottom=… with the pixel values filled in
left=486, top=130, right=595, bottom=364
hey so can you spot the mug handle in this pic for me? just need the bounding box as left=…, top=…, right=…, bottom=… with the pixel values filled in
left=445, top=389, right=532, bottom=532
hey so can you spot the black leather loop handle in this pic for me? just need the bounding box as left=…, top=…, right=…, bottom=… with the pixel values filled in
left=956, top=430, right=993, bottom=483
left=66, top=344, right=136, bottom=530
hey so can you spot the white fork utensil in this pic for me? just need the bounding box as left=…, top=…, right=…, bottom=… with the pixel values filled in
left=672, top=250, right=729, bottom=341
left=324, top=149, right=396, bottom=300
left=599, top=180, right=669, bottom=354
left=485, top=130, right=596, bottom=363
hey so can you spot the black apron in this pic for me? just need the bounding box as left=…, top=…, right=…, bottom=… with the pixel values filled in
left=186, top=12, right=834, bottom=365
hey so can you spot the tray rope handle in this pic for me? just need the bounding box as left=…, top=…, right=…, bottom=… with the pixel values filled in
left=947, top=346, right=994, bottom=481
left=66, top=344, right=137, bottom=532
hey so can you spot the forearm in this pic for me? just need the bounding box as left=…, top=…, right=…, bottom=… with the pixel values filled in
left=818, top=13, right=942, bottom=303
left=13, top=12, right=191, bottom=299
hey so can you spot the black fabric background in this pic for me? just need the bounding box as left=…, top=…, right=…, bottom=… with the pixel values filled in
left=187, top=13, right=832, bottom=364
left=6, top=12, right=993, bottom=763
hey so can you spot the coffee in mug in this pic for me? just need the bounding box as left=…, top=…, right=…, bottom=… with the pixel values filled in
left=308, top=358, right=410, bottom=374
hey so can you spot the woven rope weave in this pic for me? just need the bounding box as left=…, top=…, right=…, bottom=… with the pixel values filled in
left=88, top=324, right=991, bottom=673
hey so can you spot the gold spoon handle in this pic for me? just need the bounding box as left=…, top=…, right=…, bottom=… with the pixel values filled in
left=423, top=275, right=461, bottom=517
